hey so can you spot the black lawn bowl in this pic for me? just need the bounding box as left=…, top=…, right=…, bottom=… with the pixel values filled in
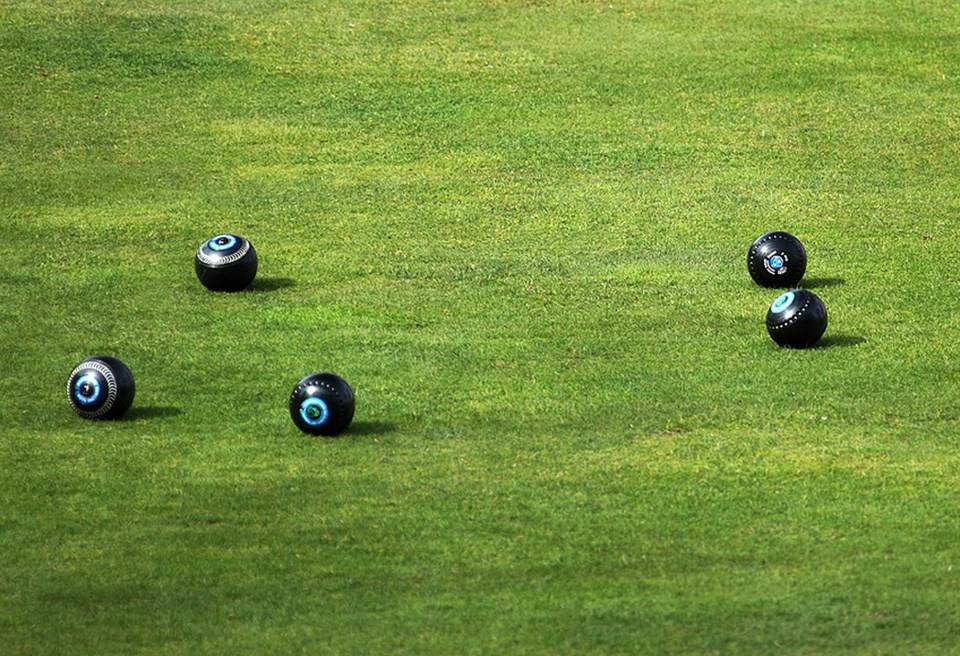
left=195, top=234, right=258, bottom=292
left=766, top=289, right=828, bottom=349
left=66, top=356, right=136, bottom=419
left=748, top=231, right=807, bottom=288
left=289, top=372, right=356, bottom=436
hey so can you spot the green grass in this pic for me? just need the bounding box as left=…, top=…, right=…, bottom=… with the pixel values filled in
left=3, top=0, right=960, bottom=653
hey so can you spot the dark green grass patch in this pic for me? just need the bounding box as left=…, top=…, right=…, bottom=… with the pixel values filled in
left=3, top=1, right=960, bottom=654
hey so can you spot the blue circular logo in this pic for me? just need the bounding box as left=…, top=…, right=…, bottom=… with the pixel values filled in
left=74, top=374, right=102, bottom=405
left=208, top=234, right=239, bottom=252
left=767, top=255, right=784, bottom=270
left=770, top=291, right=795, bottom=314
left=299, top=398, right=330, bottom=426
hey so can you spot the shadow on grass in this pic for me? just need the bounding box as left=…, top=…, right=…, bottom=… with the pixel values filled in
left=251, top=277, right=297, bottom=292
left=817, top=334, right=866, bottom=349
left=803, top=277, right=845, bottom=289
left=126, top=406, right=183, bottom=420
left=347, top=421, right=399, bottom=437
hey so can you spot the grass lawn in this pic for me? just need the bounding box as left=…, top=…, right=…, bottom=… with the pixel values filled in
left=2, top=0, right=960, bottom=653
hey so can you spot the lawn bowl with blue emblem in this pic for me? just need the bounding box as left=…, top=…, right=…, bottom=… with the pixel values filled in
left=766, top=289, right=828, bottom=349
left=66, top=356, right=136, bottom=419
left=748, top=231, right=807, bottom=288
left=289, top=372, right=355, bottom=436
left=194, top=233, right=258, bottom=292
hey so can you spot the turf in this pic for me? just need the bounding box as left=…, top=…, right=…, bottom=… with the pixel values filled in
left=2, top=1, right=960, bottom=653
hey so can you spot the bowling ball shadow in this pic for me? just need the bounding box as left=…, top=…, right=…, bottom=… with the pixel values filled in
left=251, top=277, right=296, bottom=292
left=816, top=334, right=866, bottom=349
left=125, top=406, right=184, bottom=421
